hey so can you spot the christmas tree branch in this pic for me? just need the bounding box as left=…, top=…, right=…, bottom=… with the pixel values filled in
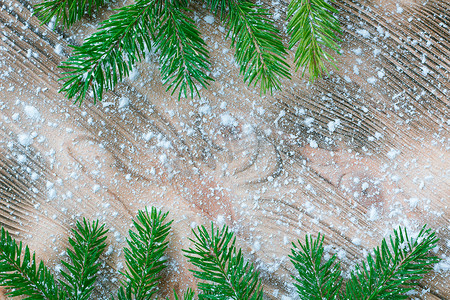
left=208, top=0, right=291, bottom=94
left=118, top=207, right=172, bottom=299
left=60, top=219, right=108, bottom=300
left=0, top=228, right=65, bottom=299
left=155, top=0, right=213, bottom=100
left=172, top=288, right=196, bottom=300
left=184, top=224, right=263, bottom=299
left=290, top=233, right=342, bottom=300
left=287, top=0, right=341, bottom=81
left=34, top=0, right=108, bottom=30
left=344, top=225, right=440, bottom=299
left=59, top=0, right=156, bottom=104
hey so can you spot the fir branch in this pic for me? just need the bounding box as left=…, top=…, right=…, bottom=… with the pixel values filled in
left=118, top=207, right=172, bottom=299
left=287, top=0, right=341, bottom=81
left=184, top=224, right=263, bottom=300
left=59, top=0, right=156, bottom=104
left=208, top=0, right=290, bottom=94
left=344, top=225, right=440, bottom=300
left=0, top=228, right=65, bottom=300
left=60, top=219, right=108, bottom=300
left=155, top=0, right=213, bottom=100
left=172, top=288, right=196, bottom=300
left=290, top=233, right=342, bottom=300
left=34, top=0, right=108, bottom=30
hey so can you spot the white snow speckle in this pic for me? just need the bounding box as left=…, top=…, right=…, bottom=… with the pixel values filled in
left=220, top=113, right=237, bottom=127
left=387, top=149, right=401, bottom=160
left=352, top=238, right=362, bottom=246
left=352, top=48, right=362, bottom=55
left=368, top=206, right=379, bottom=221
left=54, top=44, right=63, bottom=56
left=309, top=140, right=318, bottom=148
left=105, top=245, right=114, bottom=256
left=55, top=264, right=63, bottom=273
left=377, top=70, right=385, bottom=78
left=434, top=257, right=450, bottom=273
left=367, top=77, right=377, bottom=84
left=356, top=29, right=370, bottom=38
left=129, top=68, right=140, bottom=81
left=199, top=104, right=211, bottom=115
left=252, top=241, right=261, bottom=252
left=361, top=182, right=369, bottom=191
left=327, top=119, right=341, bottom=133
left=48, top=188, right=57, bottom=200
left=407, top=197, right=419, bottom=209
left=204, top=15, right=215, bottom=24
left=216, top=215, right=226, bottom=226
left=421, top=66, right=430, bottom=76
left=17, top=154, right=27, bottom=164
left=142, top=132, right=154, bottom=142
left=18, top=133, right=33, bottom=146
left=93, top=184, right=101, bottom=193
left=118, top=97, right=130, bottom=109
left=396, top=4, right=404, bottom=13
left=344, top=75, right=352, bottom=83
left=337, top=249, right=347, bottom=260
left=304, top=117, right=314, bottom=127
left=24, top=105, right=40, bottom=121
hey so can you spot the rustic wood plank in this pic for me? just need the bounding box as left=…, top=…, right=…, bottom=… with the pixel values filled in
left=0, top=0, right=448, bottom=298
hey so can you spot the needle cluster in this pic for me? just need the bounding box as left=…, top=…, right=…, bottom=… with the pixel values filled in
left=34, top=0, right=342, bottom=104
left=0, top=207, right=441, bottom=300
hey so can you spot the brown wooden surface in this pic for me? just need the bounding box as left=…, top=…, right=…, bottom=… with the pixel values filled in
left=0, top=0, right=449, bottom=298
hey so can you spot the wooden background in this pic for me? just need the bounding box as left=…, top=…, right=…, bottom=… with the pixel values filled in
left=0, top=0, right=449, bottom=298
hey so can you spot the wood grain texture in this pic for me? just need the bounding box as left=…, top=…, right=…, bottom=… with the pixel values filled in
left=0, top=0, right=449, bottom=298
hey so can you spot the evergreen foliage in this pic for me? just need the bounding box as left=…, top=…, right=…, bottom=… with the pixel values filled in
left=0, top=228, right=64, bottom=299
left=0, top=207, right=441, bottom=299
left=184, top=224, right=263, bottom=299
left=290, top=233, right=342, bottom=300
left=34, top=0, right=108, bottom=30
left=287, top=0, right=341, bottom=80
left=60, top=219, right=108, bottom=300
left=34, top=0, right=342, bottom=104
left=117, top=207, right=172, bottom=299
left=343, top=226, right=440, bottom=300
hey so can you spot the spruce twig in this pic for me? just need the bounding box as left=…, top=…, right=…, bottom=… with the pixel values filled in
left=207, top=0, right=291, bottom=94
left=184, top=223, right=263, bottom=299
left=117, top=207, right=172, bottom=299
left=287, top=0, right=342, bottom=81
left=58, top=0, right=157, bottom=105
left=290, top=233, right=342, bottom=300
left=172, top=288, right=196, bottom=300
left=155, top=0, right=213, bottom=100
left=34, top=0, right=108, bottom=30
left=60, top=219, right=108, bottom=300
left=343, top=225, right=440, bottom=300
left=0, top=228, right=65, bottom=299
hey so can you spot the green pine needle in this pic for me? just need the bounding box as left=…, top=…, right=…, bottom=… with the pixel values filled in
left=60, top=219, right=108, bottom=300
left=184, top=223, right=263, bottom=300
left=287, top=0, right=342, bottom=81
left=34, top=0, right=108, bottom=30
left=0, top=228, right=65, bottom=300
left=172, top=288, right=196, bottom=300
left=290, top=233, right=342, bottom=300
left=155, top=0, right=213, bottom=100
left=344, top=225, right=440, bottom=300
left=118, top=207, right=173, bottom=299
left=208, top=0, right=291, bottom=94
left=59, top=0, right=157, bottom=105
